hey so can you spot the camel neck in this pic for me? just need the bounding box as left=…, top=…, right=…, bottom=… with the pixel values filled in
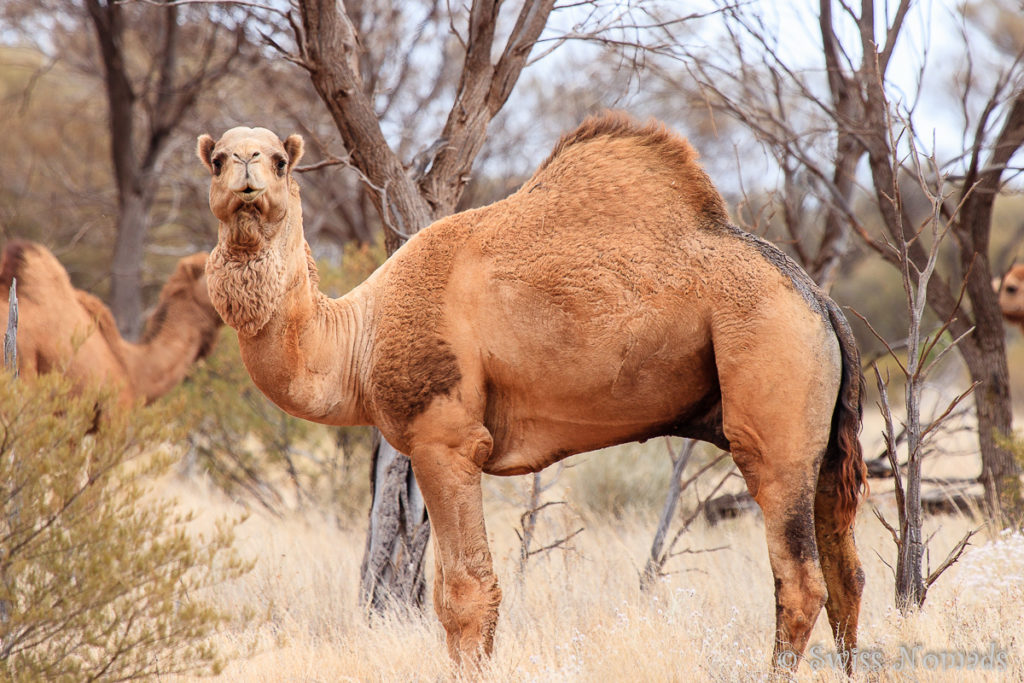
left=234, top=250, right=374, bottom=427
left=113, top=295, right=216, bottom=403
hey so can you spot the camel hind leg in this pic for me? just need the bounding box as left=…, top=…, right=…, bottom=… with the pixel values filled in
left=814, top=465, right=865, bottom=675
left=714, top=310, right=842, bottom=670
left=721, top=409, right=830, bottom=669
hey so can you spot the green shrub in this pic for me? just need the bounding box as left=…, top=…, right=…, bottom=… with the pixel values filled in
left=0, top=371, right=248, bottom=680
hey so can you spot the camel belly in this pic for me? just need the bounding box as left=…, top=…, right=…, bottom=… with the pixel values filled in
left=479, top=346, right=720, bottom=475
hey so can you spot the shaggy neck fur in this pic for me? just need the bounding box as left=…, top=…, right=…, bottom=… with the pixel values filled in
left=207, top=208, right=292, bottom=338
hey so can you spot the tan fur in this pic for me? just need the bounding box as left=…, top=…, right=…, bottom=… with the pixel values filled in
left=0, top=240, right=223, bottom=405
left=200, top=113, right=866, bottom=673
left=997, top=264, right=1024, bottom=330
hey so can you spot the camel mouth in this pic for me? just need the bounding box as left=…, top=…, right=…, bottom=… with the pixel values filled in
left=233, top=186, right=266, bottom=203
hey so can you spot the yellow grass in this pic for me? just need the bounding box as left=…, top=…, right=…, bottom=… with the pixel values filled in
left=165, top=436, right=1024, bottom=683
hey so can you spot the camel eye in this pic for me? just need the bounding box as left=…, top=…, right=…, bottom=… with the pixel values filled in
left=275, top=156, right=288, bottom=176
left=212, top=156, right=223, bottom=175
left=1007, top=284, right=1019, bottom=295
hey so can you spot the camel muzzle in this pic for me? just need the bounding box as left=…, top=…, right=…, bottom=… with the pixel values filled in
left=233, top=186, right=266, bottom=203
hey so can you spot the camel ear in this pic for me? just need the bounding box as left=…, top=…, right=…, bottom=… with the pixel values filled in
left=994, top=276, right=1004, bottom=294
left=197, top=134, right=217, bottom=174
left=284, top=134, right=304, bottom=172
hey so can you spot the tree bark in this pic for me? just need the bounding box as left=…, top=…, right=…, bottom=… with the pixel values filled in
left=109, top=188, right=152, bottom=340
left=960, top=336, right=1019, bottom=520
left=87, top=0, right=149, bottom=338
left=4, top=281, right=17, bottom=375
left=359, top=437, right=429, bottom=610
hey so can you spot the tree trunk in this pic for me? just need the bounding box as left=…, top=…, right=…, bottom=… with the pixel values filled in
left=641, top=439, right=695, bottom=589
left=359, top=436, right=430, bottom=610
left=960, top=334, right=1021, bottom=522
left=895, top=356, right=925, bottom=612
left=1, top=280, right=15, bottom=626
left=4, top=280, right=17, bottom=375
left=109, top=188, right=151, bottom=340
left=87, top=0, right=228, bottom=339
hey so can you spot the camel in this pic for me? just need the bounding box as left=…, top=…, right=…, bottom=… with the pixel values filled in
left=0, top=240, right=222, bottom=406
left=197, top=113, right=867, bottom=673
left=996, top=264, right=1024, bottom=331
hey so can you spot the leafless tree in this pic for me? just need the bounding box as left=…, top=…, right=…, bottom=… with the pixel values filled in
left=861, top=129, right=979, bottom=611
left=85, top=0, right=250, bottom=337
left=641, top=438, right=731, bottom=590
left=0, top=283, right=13, bottom=630
left=515, top=467, right=583, bottom=579
left=673, top=0, right=1024, bottom=522
left=3, top=283, right=15, bottom=376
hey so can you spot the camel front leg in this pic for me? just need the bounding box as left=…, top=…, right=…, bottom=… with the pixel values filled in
left=410, top=428, right=501, bottom=667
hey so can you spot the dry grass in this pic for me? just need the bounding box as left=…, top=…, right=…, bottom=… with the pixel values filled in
left=164, top=433, right=1024, bottom=683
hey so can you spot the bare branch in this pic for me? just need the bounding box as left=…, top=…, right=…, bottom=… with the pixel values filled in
left=871, top=504, right=900, bottom=547
left=924, top=527, right=979, bottom=589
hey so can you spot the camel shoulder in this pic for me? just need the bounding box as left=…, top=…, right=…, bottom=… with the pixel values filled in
left=367, top=218, right=475, bottom=432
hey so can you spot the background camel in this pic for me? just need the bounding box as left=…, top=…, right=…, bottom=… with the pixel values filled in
left=197, top=113, right=867, bottom=673
left=997, top=264, right=1024, bottom=332
left=0, top=240, right=222, bottom=405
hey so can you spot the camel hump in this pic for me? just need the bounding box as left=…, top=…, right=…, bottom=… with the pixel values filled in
left=537, top=111, right=688, bottom=169
left=1, top=239, right=41, bottom=290
left=0, top=239, right=74, bottom=299
left=532, top=110, right=730, bottom=224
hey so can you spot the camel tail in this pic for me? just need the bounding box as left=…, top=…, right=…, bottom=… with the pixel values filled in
left=822, top=298, right=867, bottom=531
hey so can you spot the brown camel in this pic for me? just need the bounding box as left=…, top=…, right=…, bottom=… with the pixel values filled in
left=0, top=240, right=222, bottom=405
left=197, top=113, right=867, bottom=673
left=997, top=264, right=1024, bottom=331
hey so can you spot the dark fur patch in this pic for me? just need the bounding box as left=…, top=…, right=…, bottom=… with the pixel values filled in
left=0, top=240, right=31, bottom=294
left=630, top=387, right=728, bottom=451
left=783, top=506, right=819, bottom=563
left=372, top=335, right=462, bottom=423
left=369, top=220, right=468, bottom=428
left=821, top=297, right=867, bottom=531
left=141, top=302, right=171, bottom=344
left=193, top=324, right=219, bottom=361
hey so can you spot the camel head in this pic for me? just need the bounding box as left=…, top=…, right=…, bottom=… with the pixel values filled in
left=197, top=127, right=308, bottom=337
left=197, top=127, right=304, bottom=243
left=996, top=264, right=1024, bottom=326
